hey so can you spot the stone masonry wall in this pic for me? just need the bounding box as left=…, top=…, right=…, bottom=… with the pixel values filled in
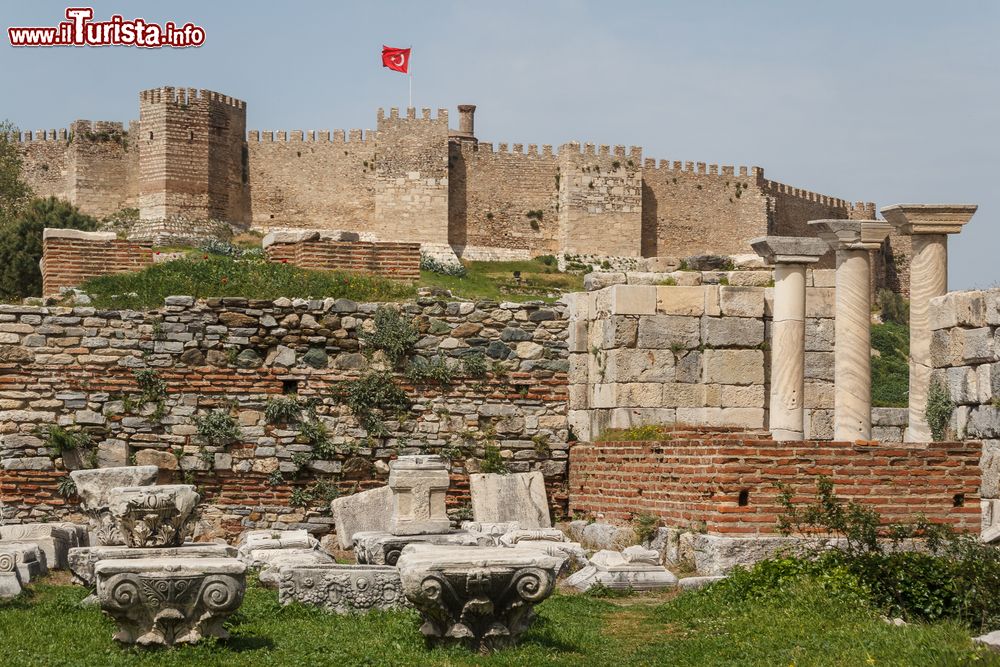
left=569, top=428, right=982, bottom=535
left=40, top=229, right=153, bottom=297
left=0, top=297, right=569, bottom=538
left=929, top=288, right=1000, bottom=538
left=264, top=235, right=421, bottom=282
left=565, top=272, right=838, bottom=442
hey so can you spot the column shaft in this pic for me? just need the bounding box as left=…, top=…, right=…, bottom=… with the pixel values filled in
left=834, top=249, right=873, bottom=440
left=907, top=234, right=948, bottom=442
left=770, top=264, right=806, bottom=440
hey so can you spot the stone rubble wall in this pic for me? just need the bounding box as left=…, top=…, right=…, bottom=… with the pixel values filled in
left=569, top=427, right=981, bottom=535
left=0, top=297, right=569, bottom=537
left=565, top=270, right=839, bottom=441
left=929, top=288, right=1000, bottom=535
left=40, top=229, right=153, bottom=297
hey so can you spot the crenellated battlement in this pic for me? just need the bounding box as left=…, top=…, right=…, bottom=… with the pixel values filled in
left=643, top=158, right=764, bottom=180
left=139, top=86, right=246, bottom=110
left=557, top=142, right=643, bottom=161
left=377, top=107, right=449, bottom=121
left=763, top=178, right=853, bottom=209
left=6, top=128, right=68, bottom=142
left=247, top=129, right=376, bottom=145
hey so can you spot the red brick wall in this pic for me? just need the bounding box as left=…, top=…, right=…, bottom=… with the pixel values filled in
left=265, top=238, right=421, bottom=281
left=569, top=428, right=982, bottom=535
left=40, top=233, right=153, bottom=296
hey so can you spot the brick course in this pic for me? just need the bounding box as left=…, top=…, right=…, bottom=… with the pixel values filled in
left=264, top=236, right=421, bottom=282
left=40, top=230, right=152, bottom=296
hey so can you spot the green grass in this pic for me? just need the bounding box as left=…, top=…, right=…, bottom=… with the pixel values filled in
left=871, top=321, right=909, bottom=408
left=0, top=577, right=991, bottom=666
left=78, top=256, right=416, bottom=310
left=420, top=258, right=583, bottom=302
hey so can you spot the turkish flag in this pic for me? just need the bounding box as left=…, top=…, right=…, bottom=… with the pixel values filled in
left=382, top=46, right=410, bottom=74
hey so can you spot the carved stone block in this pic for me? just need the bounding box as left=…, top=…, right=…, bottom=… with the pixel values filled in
left=331, top=486, right=393, bottom=548
left=95, top=557, right=246, bottom=646
left=353, top=530, right=487, bottom=566
left=278, top=564, right=408, bottom=613
left=388, top=455, right=451, bottom=536
left=0, top=524, right=75, bottom=569
left=68, top=544, right=238, bottom=588
left=70, top=466, right=159, bottom=545
left=397, top=544, right=564, bottom=652
left=0, top=549, right=23, bottom=599
left=108, top=484, right=200, bottom=548
left=469, top=471, right=551, bottom=529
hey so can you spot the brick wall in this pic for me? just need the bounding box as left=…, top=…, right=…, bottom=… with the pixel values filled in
left=40, top=228, right=153, bottom=296
left=263, top=232, right=421, bottom=281
left=0, top=297, right=569, bottom=537
left=569, top=429, right=982, bottom=535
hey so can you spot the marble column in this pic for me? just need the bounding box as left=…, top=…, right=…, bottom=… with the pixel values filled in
left=751, top=236, right=830, bottom=440
left=809, top=220, right=891, bottom=441
left=880, top=204, right=977, bottom=442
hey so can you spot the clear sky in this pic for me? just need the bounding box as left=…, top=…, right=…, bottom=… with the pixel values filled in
left=2, top=1, right=997, bottom=289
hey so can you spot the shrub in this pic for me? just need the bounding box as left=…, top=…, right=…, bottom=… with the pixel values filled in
left=596, top=424, right=673, bottom=442
left=480, top=444, right=509, bottom=474
left=0, top=120, right=33, bottom=224
left=926, top=376, right=955, bottom=442
left=359, top=306, right=419, bottom=367
left=265, top=395, right=305, bottom=424
left=404, top=356, right=454, bottom=384
left=341, top=372, right=411, bottom=437
left=194, top=409, right=240, bottom=447
left=36, top=424, right=91, bottom=454
left=420, top=254, right=468, bottom=277
left=878, top=288, right=909, bottom=325
left=632, top=512, right=662, bottom=544
left=0, top=197, right=98, bottom=299
left=300, top=418, right=334, bottom=459
left=461, top=352, right=489, bottom=379
left=57, top=476, right=77, bottom=499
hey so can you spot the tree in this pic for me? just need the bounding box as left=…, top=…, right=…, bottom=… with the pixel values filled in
left=0, top=120, right=33, bottom=224
left=0, top=197, right=98, bottom=299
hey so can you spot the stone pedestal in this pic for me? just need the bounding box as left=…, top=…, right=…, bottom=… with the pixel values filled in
left=809, top=220, right=892, bottom=440
left=96, top=557, right=246, bottom=646
left=278, top=564, right=407, bottom=613
left=108, top=484, right=200, bottom=548
left=353, top=530, right=487, bottom=566
left=331, top=486, right=393, bottom=548
left=469, top=471, right=551, bottom=529
left=751, top=236, right=829, bottom=440
left=68, top=544, right=238, bottom=588
left=388, top=455, right=450, bottom=536
left=881, top=204, right=977, bottom=441
left=397, top=544, right=564, bottom=652
left=70, top=466, right=159, bottom=545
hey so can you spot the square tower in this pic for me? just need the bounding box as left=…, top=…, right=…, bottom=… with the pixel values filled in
left=138, top=87, right=250, bottom=228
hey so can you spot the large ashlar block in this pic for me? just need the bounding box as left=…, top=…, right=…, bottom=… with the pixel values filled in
left=675, top=407, right=765, bottom=428
left=719, top=286, right=765, bottom=317
left=603, top=348, right=676, bottom=383
left=981, top=440, right=1000, bottom=499
left=96, top=557, right=246, bottom=646
left=636, top=315, right=700, bottom=350
left=662, top=382, right=707, bottom=407
left=702, top=349, right=765, bottom=385
left=388, top=455, right=451, bottom=536
left=721, top=384, right=766, bottom=408
left=609, top=285, right=656, bottom=315
left=600, top=316, right=638, bottom=349
left=470, top=471, right=551, bottom=529
left=655, top=286, right=706, bottom=316
left=805, top=287, right=836, bottom=318
left=331, top=486, right=393, bottom=549
left=702, top=317, right=765, bottom=348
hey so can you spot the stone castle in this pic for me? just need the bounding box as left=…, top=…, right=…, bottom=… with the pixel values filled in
left=12, top=86, right=904, bottom=288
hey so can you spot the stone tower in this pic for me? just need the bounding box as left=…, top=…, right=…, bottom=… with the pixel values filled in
left=138, top=87, right=250, bottom=229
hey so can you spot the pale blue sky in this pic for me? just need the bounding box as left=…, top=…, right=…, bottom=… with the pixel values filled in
left=2, top=1, right=997, bottom=288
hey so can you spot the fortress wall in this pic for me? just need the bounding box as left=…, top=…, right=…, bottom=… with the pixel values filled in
left=15, top=129, right=73, bottom=203
left=374, top=108, right=450, bottom=244
left=640, top=160, right=770, bottom=258
left=40, top=229, right=153, bottom=296
left=66, top=121, right=135, bottom=218
left=449, top=141, right=560, bottom=259
left=558, top=143, right=643, bottom=258
left=247, top=130, right=376, bottom=231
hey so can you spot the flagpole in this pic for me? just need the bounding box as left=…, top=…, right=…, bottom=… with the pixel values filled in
left=408, top=44, right=412, bottom=109
left=408, top=73, right=412, bottom=109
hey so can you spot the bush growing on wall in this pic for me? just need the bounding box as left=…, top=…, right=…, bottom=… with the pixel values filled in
left=0, top=197, right=97, bottom=299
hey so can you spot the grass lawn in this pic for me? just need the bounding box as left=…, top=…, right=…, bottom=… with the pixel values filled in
left=0, top=577, right=992, bottom=666
left=420, top=258, right=583, bottom=303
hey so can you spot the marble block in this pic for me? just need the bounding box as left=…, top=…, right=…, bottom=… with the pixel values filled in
left=388, top=455, right=451, bottom=536
left=0, top=524, right=74, bottom=569
left=397, top=544, right=564, bottom=651
left=331, top=486, right=393, bottom=549
left=70, top=466, right=159, bottom=545
left=95, top=557, right=247, bottom=646
left=353, top=530, right=487, bottom=566
left=108, top=484, right=200, bottom=548
left=461, top=521, right=521, bottom=546
left=236, top=529, right=318, bottom=558
left=68, top=544, right=237, bottom=588
left=278, top=564, right=408, bottom=613
left=0, top=543, right=46, bottom=582
left=469, top=471, right=551, bottom=528
left=253, top=549, right=336, bottom=587
left=0, top=549, right=23, bottom=598
left=565, top=547, right=678, bottom=592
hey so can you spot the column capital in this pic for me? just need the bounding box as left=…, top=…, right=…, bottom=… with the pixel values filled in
left=808, top=219, right=892, bottom=252
left=750, top=236, right=828, bottom=265
left=880, top=204, right=977, bottom=235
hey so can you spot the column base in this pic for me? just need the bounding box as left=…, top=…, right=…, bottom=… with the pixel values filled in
left=771, top=429, right=804, bottom=441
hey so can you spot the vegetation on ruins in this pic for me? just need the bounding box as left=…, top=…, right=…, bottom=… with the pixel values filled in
left=404, top=355, right=455, bottom=385
left=877, top=287, right=910, bottom=325
left=193, top=409, right=241, bottom=447
left=926, top=376, right=956, bottom=442
left=35, top=424, right=92, bottom=455
left=77, top=254, right=415, bottom=309
left=479, top=443, right=510, bottom=475
left=338, top=371, right=412, bottom=437
left=0, top=120, right=32, bottom=224
left=772, top=476, right=1000, bottom=631
left=420, top=253, right=468, bottom=277
left=420, top=257, right=584, bottom=302
left=595, top=424, right=675, bottom=442
left=358, top=306, right=419, bottom=367
left=0, top=196, right=98, bottom=300
left=871, top=321, right=909, bottom=407
left=264, top=395, right=308, bottom=424
left=461, top=352, right=489, bottom=379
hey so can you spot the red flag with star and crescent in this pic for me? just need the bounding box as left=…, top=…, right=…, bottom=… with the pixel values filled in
left=382, top=46, right=410, bottom=74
